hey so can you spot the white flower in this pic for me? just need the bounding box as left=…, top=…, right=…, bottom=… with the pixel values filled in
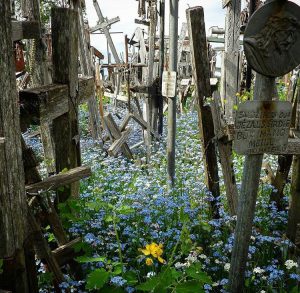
left=174, top=262, right=186, bottom=269
left=146, top=272, right=156, bottom=278
left=250, top=236, right=256, bottom=241
left=212, top=282, right=219, bottom=287
left=199, top=254, right=207, bottom=259
left=285, top=259, right=298, bottom=270
left=186, top=255, right=197, bottom=263
left=260, top=291, right=266, bottom=293
left=224, top=263, right=230, bottom=271
left=253, top=267, right=265, bottom=274
left=214, top=259, right=221, bottom=264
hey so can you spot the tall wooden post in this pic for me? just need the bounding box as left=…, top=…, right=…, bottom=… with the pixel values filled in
left=158, top=0, right=165, bottom=135
left=217, top=0, right=241, bottom=215
left=229, top=75, right=275, bottom=292
left=77, top=0, right=103, bottom=143
left=186, top=6, right=220, bottom=217
left=167, top=0, right=178, bottom=186
left=222, top=0, right=241, bottom=119
left=287, top=156, right=300, bottom=243
left=51, top=7, right=81, bottom=204
left=0, top=1, right=28, bottom=291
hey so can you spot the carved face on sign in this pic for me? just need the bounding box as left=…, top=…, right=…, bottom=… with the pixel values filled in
left=244, top=1, right=300, bottom=77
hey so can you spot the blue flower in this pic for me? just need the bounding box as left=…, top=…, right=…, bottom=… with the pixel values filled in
left=110, top=276, right=127, bottom=287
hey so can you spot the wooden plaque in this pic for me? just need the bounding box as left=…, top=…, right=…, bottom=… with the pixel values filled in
left=162, top=71, right=177, bottom=97
left=244, top=1, right=300, bottom=77
left=234, top=101, right=292, bottom=154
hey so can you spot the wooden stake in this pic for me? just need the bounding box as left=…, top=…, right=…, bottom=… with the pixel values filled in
left=229, top=74, right=275, bottom=292
left=0, top=1, right=28, bottom=290
left=51, top=7, right=81, bottom=204
left=186, top=6, right=220, bottom=215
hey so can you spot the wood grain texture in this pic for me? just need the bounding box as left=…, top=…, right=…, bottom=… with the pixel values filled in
left=11, top=21, right=40, bottom=41
left=0, top=0, right=27, bottom=259
left=0, top=2, right=29, bottom=291
left=229, top=75, right=275, bottom=292
left=51, top=7, right=81, bottom=203
left=20, top=77, right=94, bottom=129
left=26, top=166, right=91, bottom=193
left=186, top=6, right=220, bottom=216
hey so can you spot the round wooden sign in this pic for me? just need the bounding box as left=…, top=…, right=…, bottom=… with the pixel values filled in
left=244, top=1, right=300, bottom=77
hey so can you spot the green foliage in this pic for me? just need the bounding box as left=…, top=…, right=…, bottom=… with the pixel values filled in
left=38, top=271, right=53, bottom=288
left=136, top=264, right=211, bottom=292
left=86, top=268, right=110, bottom=290
left=40, top=0, right=60, bottom=25
left=0, top=259, right=3, bottom=274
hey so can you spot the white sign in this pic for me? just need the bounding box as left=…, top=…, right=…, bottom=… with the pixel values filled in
left=234, top=101, right=292, bottom=155
left=162, top=71, right=177, bottom=97
left=180, top=78, right=190, bottom=86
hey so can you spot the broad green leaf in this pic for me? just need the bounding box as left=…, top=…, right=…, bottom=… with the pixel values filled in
left=290, top=286, right=299, bottom=293
left=117, top=205, right=135, bottom=215
left=75, top=256, right=106, bottom=263
left=123, top=271, right=138, bottom=285
left=185, top=263, right=212, bottom=284
left=101, top=285, right=125, bottom=292
left=176, top=280, right=205, bottom=293
left=112, top=264, right=123, bottom=276
left=105, top=215, right=114, bottom=222
left=135, top=276, right=161, bottom=291
left=86, top=269, right=110, bottom=290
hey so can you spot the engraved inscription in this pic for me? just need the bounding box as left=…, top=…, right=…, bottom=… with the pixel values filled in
left=234, top=101, right=292, bottom=154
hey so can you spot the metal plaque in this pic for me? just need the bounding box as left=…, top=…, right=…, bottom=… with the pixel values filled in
left=244, top=1, right=300, bottom=77
left=234, top=101, right=292, bottom=154
left=162, top=71, right=177, bottom=97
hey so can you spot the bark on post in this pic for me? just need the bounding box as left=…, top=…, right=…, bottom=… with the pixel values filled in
left=217, top=0, right=242, bottom=216
left=0, top=1, right=28, bottom=291
left=229, top=75, right=276, bottom=292
left=51, top=8, right=81, bottom=204
left=186, top=6, right=220, bottom=217
left=77, top=1, right=103, bottom=143
left=287, top=156, right=300, bottom=243
left=158, top=0, right=165, bottom=135
left=222, top=0, right=241, bottom=120
left=167, top=0, right=178, bottom=186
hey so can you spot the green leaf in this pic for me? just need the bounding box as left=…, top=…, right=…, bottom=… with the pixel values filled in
left=112, top=263, right=123, bottom=276
left=179, top=207, right=190, bottom=223
left=105, top=215, right=114, bottom=222
left=86, top=201, right=107, bottom=211
left=176, top=280, right=205, bottom=293
left=135, top=276, right=161, bottom=291
left=290, top=286, right=300, bottom=293
left=86, top=269, right=110, bottom=290
left=123, top=271, right=138, bottom=285
left=185, top=263, right=212, bottom=284
left=75, top=256, right=106, bottom=263
left=101, top=285, right=125, bottom=292
left=117, top=205, right=135, bottom=215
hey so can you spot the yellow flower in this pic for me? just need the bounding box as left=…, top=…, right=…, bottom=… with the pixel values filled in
left=145, top=258, right=153, bottom=266
left=139, top=242, right=166, bottom=264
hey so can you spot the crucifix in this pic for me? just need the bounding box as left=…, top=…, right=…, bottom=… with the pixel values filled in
left=229, top=1, right=300, bottom=291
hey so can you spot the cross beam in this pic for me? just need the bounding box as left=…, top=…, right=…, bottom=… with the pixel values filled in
left=89, top=16, right=120, bottom=33
left=93, top=0, right=120, bottom=63
left=20, top=77, right=94, bottom=130
left=12, top=20, right=40, bottom=41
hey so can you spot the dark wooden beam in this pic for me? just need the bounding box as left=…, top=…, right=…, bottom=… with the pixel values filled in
left=20, top=77, right=94, bottom=130
left=25, top=166, right=91, bottom=193
left=11, top=20, right=40, bottom=41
